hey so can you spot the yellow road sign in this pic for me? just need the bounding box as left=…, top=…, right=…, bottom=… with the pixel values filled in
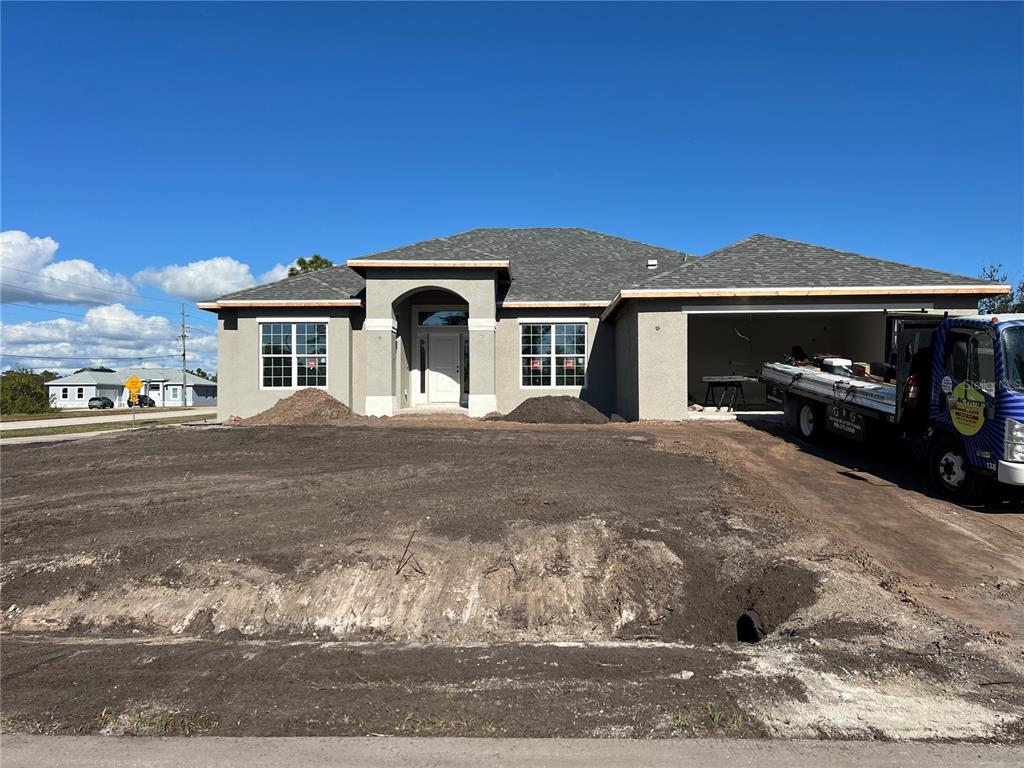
left=125, top=375, right=143, bottom=393
left=128, top=393, right=139, bottom=404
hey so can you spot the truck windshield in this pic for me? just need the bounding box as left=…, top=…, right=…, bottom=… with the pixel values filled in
left=1004, top=327, right=1024, bottom=393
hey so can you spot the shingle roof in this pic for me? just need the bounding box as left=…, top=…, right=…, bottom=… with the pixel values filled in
left=452, top=228, right=695, bottom=301
left=637, top=234, right=993, bottom=290
left=207, top=230, right=998, bottom=306
left=209, top=228, right=695, bottom=303
left=46, top=368, right=217, bottom=387
left=209, top=266, right=365, bottom=303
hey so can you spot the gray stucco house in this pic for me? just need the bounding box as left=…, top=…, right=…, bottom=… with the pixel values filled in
left=199, top=228, right=1006, bottom=421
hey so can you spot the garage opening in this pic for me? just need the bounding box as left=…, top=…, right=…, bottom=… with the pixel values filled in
left=686, top=310, right=890, bottom=408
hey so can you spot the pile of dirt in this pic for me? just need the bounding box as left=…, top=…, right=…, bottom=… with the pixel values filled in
left=239, top=389, right=363, bottom=426
left=498, top=396, right=609, bottom=425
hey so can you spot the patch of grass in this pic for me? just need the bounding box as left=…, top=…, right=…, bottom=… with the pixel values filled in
left=98, top=707, right=219, bottom=736
left=1, top=414, right=210, bottom=439
left=296, top=711, right=365, bottom=730
left=394, top=713, right=497, bottom=735
left=1, top=406, right=196, bottom=422
left=667, top=703, right=746, bottom=736
left=0, top=712, right=62, bottom=734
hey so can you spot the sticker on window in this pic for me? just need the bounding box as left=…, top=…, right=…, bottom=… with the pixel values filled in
left=949, top=381, right=984, bottom=437
left=564, top=359, right=575, bottom=369
left=531, top=359, right=542, bottom=370
left=307, top=358, right=318, bottom=369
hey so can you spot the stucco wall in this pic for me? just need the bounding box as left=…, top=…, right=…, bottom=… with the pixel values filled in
left=608, top=300, right=690, bottom=421
left=494, top=308, right=614, bottom=415
left=49, top=384, right=97, bottom=409
left=213, top=288, right=983, bottom=422
left=216, top=307, right=354, bottom=420
left=636, top=304, right=688, bottom=421
left=613, top=303, right=639, bottom=421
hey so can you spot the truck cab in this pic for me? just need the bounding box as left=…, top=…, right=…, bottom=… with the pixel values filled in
left=926, top=314, right=1024, bottom=498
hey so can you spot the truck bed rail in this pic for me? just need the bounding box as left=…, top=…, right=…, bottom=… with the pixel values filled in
left=760, top=363, right=898, bottom=417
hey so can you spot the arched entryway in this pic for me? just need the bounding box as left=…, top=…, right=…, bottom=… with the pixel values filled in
left=362, top=268, right=497, bottom=418
left=394, top=288, right=470, bottom=410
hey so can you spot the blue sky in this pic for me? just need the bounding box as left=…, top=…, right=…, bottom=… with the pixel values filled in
left=1, top=1, right=1021, bottom=371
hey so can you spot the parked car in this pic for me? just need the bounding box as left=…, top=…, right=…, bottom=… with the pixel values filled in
left=128, top=394, right=156, bottom=408
left=88, top=396, right=114, bottom=409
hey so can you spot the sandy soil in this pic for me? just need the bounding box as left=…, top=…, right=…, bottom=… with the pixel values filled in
left=1, top=418, right=1022, bottom=739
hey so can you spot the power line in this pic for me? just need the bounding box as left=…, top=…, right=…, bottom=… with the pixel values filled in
left=0, top=283, right=202, bottom=322
left=1, top=268, right=218, bottom=329
left=0, top=262, right=221, bottom=328
left=0, top=301, right=215, bottom=335
left=0, top=353, right=182, bottom=361
left=0, top=262, right=191, bottom=307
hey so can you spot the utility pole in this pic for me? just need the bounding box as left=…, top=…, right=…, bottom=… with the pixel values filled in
left=180, top=305, right=188, bottom=408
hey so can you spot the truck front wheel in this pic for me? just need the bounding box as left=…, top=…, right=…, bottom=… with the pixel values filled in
left=929, top=437, right=986, bottom=502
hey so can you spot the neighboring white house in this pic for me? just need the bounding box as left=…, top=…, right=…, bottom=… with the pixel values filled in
left=46, top=368, right=217, bottom=409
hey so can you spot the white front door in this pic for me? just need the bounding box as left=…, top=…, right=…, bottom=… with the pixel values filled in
left=428, top=334, right=461, bottom=403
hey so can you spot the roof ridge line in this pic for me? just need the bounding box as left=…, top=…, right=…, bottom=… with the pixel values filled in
left=630, top=257, right=700, bottom=288
left=305, top=271, right=349, bottom=295
left=735, top=234, right=994, bottom=284
left=437, top=235, right=503, bottom=262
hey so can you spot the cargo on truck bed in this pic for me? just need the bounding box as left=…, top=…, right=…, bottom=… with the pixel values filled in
left=760, top=362, right=897, bottom=417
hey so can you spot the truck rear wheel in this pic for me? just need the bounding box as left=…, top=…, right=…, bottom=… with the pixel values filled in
left=796, top=399, right=823, bottom=441
left=929, top=437, right=987, bottom=502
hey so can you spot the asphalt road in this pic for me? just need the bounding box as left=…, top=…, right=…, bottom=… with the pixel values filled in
left=0, top=407, right=217, bottom=432
left=3, top=736, right=1023, bottom=768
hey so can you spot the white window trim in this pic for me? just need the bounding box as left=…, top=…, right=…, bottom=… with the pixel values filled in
left=258, top=320, right=330, bottom=391
left=519, top=320, right=589, bottom=390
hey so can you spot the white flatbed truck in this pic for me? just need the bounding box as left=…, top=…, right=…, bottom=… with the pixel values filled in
left=759, top=314, right=1024, bottom=501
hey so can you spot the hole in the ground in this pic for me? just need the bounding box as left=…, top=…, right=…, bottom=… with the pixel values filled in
left=736, top=610, right=765, bottom=643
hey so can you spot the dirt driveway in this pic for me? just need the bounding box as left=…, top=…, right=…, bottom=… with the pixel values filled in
left=1, top=419, right=1022, bottom=740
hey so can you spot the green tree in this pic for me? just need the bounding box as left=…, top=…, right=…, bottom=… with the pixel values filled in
left=188, top=367, right=217, bottom=382
left=0, top=369, right=55, bottom=414
left=288, top=254, right=333, bottom=277
left=979, top=265, right=1024, bottom=314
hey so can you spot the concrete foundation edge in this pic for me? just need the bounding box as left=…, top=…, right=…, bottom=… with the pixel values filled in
left=468, top=394, right=498, bottom=418
left=365, top=395, right=397, bottom=417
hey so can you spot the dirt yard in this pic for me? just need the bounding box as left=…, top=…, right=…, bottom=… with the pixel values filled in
left=2, top=417, right=1023, bottom=739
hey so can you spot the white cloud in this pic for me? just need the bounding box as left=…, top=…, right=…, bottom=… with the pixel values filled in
left=258, top=263, right=291, bottom=284
left=0, top=230, right=138, bottom=305
left=0, top=303, right=217, bottom=375
left=134, top=257, right=292, bottom=302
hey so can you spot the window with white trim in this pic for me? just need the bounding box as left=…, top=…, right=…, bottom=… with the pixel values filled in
left=77, top=387, right=84, bottom=399
left=520, top=323, right=586, bottom=387
left=260, top=322, right=328, bottom=388
left=61, top=387, right=68, bottom=399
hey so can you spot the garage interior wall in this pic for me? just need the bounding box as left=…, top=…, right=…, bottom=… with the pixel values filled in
left=686, top=312, right=888, bottom=406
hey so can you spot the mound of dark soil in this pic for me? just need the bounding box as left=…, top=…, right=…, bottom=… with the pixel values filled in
left=240, top=389, right=363, bottom=426
left=498, top=396, right=609, bottom=425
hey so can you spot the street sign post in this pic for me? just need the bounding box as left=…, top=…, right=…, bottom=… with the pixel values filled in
left=125, top=375, right=143, bottom=426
